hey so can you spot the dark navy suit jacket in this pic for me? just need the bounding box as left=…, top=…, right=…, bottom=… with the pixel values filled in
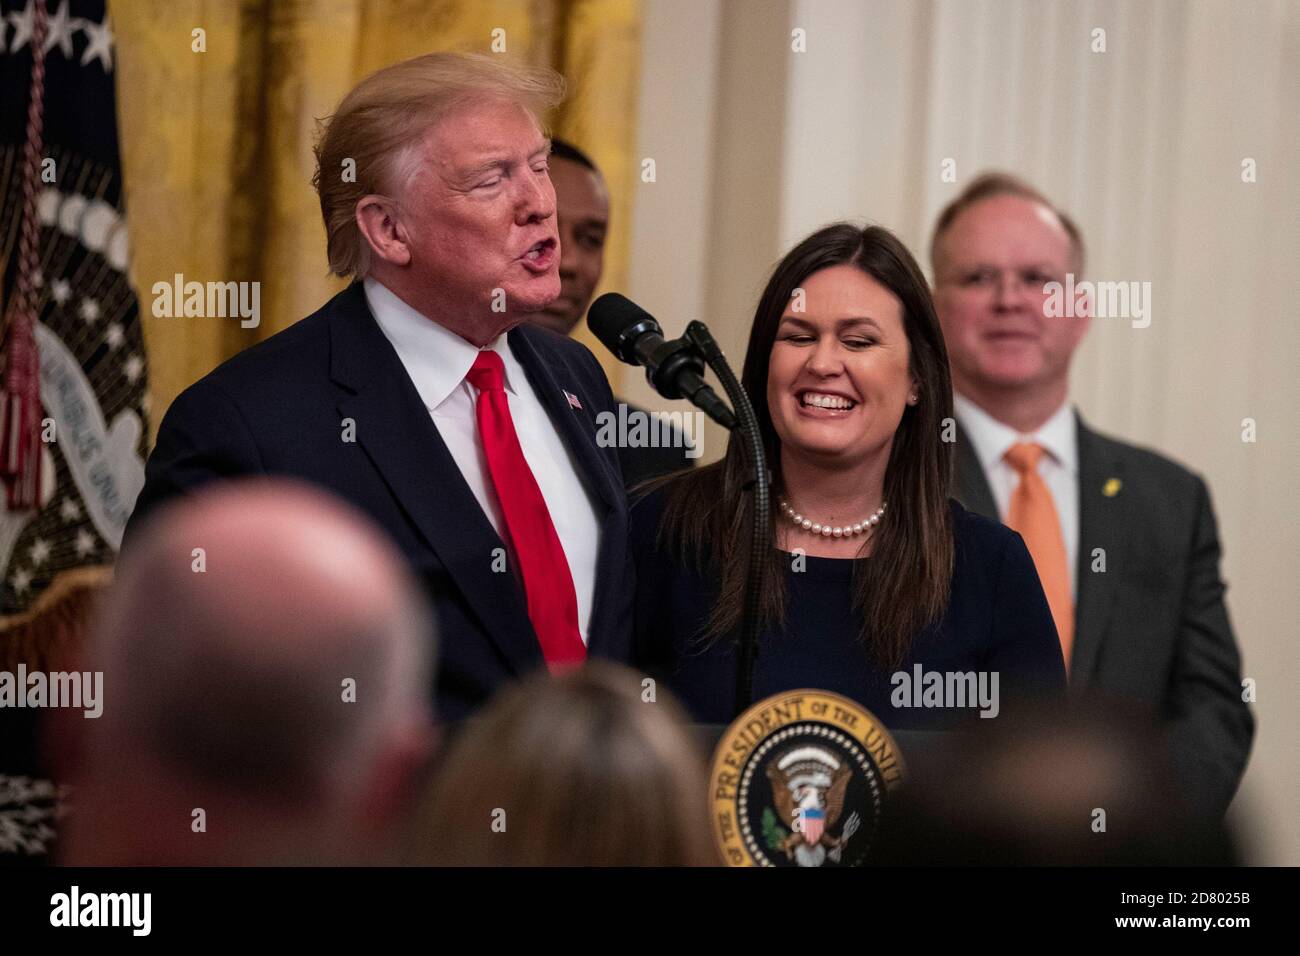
left=124, top=282, right=635, bottom=720
left=631, top=490, right=1067, bottom=727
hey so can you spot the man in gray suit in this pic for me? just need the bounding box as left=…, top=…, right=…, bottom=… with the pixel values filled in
left=930, top=172, right=1252, bottom=820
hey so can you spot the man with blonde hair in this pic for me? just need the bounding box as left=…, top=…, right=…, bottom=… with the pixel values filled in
left=127, top=53, right=636, bottom=720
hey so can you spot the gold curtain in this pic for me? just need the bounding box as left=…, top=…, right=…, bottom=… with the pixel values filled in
left=112, top=0, right=642, bottom=441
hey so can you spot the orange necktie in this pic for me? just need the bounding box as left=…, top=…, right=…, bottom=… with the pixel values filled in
left=1003, top=442, right=1074, bottom=672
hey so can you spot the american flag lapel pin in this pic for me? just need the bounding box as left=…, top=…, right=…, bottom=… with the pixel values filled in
left=563, top=389, right=583, bottom=411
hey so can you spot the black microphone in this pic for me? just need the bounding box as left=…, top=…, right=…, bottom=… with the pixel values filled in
left=587, top=293, right=736, bottom=429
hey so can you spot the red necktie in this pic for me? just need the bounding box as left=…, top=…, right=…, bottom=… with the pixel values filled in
left=466, top=350, right=586, bottom=670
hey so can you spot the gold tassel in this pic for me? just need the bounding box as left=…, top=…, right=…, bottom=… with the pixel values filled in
left=0, top=566, right=112, bottom=673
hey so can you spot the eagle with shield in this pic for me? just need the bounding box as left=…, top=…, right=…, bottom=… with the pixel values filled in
left=766, top=745, right=861, bottom=867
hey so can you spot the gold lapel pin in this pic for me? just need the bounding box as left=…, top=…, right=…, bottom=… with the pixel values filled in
left=1102, top=477, right=1122, bottom=497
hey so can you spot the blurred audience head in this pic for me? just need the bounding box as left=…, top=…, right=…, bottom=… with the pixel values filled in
left=930, top=172, right=1091, bottom=417
left=870, top=698, right=1236, bottom=865
left=532, top=137, right=609, bottom=337
left=59, top=479, right=437, bottom=865
left=413, top=661, right=714, bottom=866
left=313, top=51, right=566, bottom=345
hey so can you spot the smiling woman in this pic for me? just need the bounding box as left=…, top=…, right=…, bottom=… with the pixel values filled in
left=766, top=263, right=918, bottom=519
left=629, top=223, right=1068, bottom=727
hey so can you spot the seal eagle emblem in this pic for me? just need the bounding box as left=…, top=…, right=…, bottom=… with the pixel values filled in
left=709, top=689, right=904, bottom=866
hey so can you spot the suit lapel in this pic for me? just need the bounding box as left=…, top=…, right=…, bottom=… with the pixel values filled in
left=506, top=327, right=623, bottom=516
left=952, top=421, right=998, bottom=520
left=328, top=285, right=543, bottom=674
left=1071, top=412, right=1126, bottom=687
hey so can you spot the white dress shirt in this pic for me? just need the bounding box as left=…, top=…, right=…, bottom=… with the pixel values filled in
left=954, top=393, right=1080, bottom=599
left=363, top=277, right=603, bottom=645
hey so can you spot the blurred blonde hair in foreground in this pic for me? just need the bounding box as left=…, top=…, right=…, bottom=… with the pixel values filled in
left=413, top=661, right=715, bottom=866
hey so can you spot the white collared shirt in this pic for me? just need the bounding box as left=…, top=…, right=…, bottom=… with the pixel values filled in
left=954, top=392, right=1080, bottom=599
left=363, top=277, right=603, bottom=645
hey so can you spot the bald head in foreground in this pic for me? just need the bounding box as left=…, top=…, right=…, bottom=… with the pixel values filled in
left=59, top=479, right=436, bottom=865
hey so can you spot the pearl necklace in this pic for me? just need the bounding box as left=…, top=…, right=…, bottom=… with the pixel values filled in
left=778, top=496, right=886, bottom=538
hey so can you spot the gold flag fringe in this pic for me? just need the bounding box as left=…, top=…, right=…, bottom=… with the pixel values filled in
left=0, top=565, right=112, bottom=672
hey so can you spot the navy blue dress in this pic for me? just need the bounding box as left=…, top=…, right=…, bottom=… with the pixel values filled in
left=631, top=490, right=1067, bottom=728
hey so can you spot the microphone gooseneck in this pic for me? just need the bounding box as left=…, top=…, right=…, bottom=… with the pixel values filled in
left=589, top=294, right=770, bottom=716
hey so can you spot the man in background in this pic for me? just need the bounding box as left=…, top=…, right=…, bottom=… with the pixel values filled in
left=58, top=480, right=436, bottom=865
left=931, top=172, right=1253, bottom=820
left=529, top=138, right=695, bottom=487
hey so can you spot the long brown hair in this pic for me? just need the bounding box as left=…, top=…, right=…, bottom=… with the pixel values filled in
left=652, top=223, right=954, bottom=669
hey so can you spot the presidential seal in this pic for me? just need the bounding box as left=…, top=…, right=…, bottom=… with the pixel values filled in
left=709, top=690, right=904, bottom=867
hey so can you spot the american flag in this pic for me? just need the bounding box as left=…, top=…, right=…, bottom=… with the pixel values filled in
left=1, top=0, right=149, bottom=863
